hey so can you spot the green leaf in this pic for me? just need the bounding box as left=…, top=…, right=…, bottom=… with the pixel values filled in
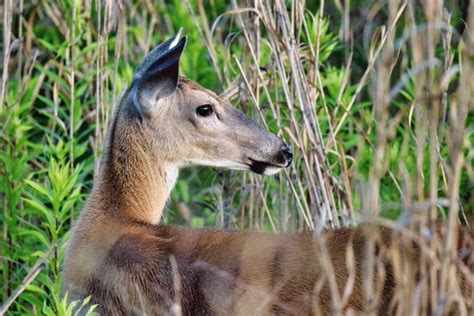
left=25, top=179, right=52, bottom=199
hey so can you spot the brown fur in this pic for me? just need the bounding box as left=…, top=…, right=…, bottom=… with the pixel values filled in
left=63, top=77, right=473, bottom=315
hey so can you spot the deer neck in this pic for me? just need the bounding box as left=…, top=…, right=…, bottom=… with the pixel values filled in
left=92, top=103, right=177, bottom=225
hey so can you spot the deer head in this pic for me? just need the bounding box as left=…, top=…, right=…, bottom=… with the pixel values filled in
left=123, top=32, right=292, bottom=178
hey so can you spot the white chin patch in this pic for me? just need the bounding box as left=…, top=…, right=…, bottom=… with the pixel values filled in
left=165, top=165, right=179, bottom=193
left=183, top=159, right=249, bottom=171
left=263, top=166, right=283, bottom=175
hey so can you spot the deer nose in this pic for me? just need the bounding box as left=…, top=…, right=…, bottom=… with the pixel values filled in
left=280, top=143, right=293, bottom=166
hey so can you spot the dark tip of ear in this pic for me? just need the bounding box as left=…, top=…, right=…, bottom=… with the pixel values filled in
left=145, top=36, right=186, bottom=77
left=130, top=34, right=187, bottom=116
left=133, top=33, right=187, bottom=82
left=172, top=36, right=187, bottom=51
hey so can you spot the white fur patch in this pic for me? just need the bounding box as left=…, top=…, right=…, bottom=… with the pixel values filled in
left=165, top=165, right=179, bottom=193
left=183, top=159, right=284, bottom=176
left=169, top=28, right=183, bottom=49
left=263, top=166, right=283, bottom=175
left=183, top=159, right=249, bottom=171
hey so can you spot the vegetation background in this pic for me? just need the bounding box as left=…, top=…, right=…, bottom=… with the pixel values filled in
left=1, top=0, right=473, bottom=314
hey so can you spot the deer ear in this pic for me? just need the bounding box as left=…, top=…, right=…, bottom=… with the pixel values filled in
left=132, top=33, right=187, bottom=116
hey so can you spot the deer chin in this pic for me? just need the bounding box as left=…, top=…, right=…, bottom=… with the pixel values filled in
left=262, top=166, right=284, bottom=175
left=182, top=158, right=284, bottom=175
left=183, top=159, right=249, bottom=171
left=247, top=158, right=285, bottom=175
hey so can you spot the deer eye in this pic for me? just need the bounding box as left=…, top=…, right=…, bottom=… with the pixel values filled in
left=196, top=104, right=213, bottom=117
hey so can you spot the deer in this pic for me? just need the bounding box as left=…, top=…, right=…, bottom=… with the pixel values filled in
left=62, top=32, right=474, bottom=315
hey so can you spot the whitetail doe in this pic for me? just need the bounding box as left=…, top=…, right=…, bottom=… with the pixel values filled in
left=63, top=33, right=473, bottom=315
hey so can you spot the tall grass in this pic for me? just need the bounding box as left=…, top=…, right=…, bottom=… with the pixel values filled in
left=1, top=0, right=473, bottom=314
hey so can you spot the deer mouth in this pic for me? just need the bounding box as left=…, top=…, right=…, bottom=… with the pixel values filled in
left=248, top=158, right=286, bottom=175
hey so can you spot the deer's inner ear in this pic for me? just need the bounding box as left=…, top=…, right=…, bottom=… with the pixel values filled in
left=132, top=35, right=187, bottom=116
